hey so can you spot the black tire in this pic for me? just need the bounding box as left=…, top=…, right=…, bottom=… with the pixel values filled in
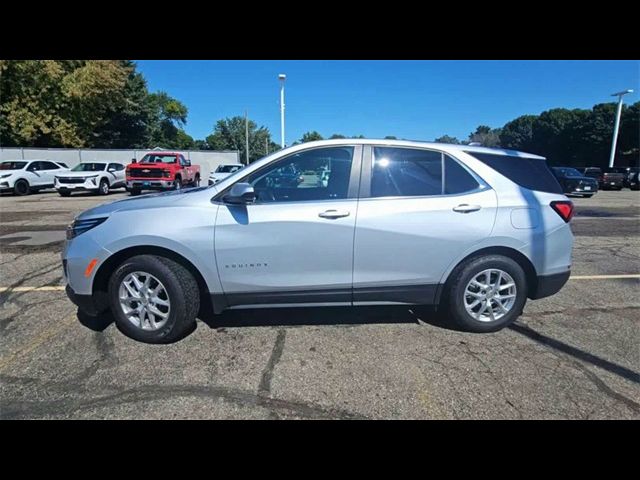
left=98, top=178, right=110, bottom=195
left=174, top=177, right=182, bottom=190
left=108, top=255, right=200, bottom=344
left=444, top=255, right=527, bottom=333
left=192, top=175, right=200, bottom=187
left=583, top=194, right=594, bottom=198
left=130, top=188, right=141, bottom=196
left=14, top=179, right=30, bottom=196
left=58, top=191, right=72, bottom=197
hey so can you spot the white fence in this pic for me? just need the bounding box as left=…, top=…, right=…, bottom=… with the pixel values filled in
left=0, top=147, right=241, bottom=180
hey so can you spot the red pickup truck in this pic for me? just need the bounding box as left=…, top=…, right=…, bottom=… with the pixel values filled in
left=126, top=152, right=201, bottom=196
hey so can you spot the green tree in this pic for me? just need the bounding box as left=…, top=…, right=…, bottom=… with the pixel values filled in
left=469, top=125, right=501, bottom=147
left=0, top=60, right=157, bottom=149
left=329, top=133, right=346, bottom=139
left=384, top=135, right=397, bottom=140
left=530, top=108, right=583, bottom=165
left=619, top=101, right=639, bottom=162
left=90, top=60, right=155, bottom=148
left=499, top=115, right=537, bottom=152
left=299, top=131, right=324, bottom=143
left=434, top=135, right=462, bottom=144
left=206, top=116, right=275, bottom=163
left=147, top=91, right=191, bottom=148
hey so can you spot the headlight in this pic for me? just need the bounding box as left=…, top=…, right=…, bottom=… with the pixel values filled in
left=66, top=217, right=107, bottom=240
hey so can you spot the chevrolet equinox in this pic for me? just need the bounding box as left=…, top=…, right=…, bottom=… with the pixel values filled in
left=63, top=139, right=574, bottom=343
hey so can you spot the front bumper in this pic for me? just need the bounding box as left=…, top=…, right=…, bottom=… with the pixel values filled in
left=529, top=271, right=571, bottom=299
left=57, top=185, right=98, bottom=192
left=66, top=284, right=101, bottom=315
left=127, top=179, right=175, bottom=189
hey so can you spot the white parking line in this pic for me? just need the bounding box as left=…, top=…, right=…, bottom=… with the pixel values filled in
left=0, top=286, right=66, bottom=292
left=1, top=274, right=638, bottom=293
left=569, top=274, right=640, bottom=280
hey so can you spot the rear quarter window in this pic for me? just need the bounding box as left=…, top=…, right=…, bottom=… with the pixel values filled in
left=465, top=152, right=563, bottom=194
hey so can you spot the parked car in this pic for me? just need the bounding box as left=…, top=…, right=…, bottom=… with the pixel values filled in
left=629, top=171, right=640, bottom=190
left=55, top=162, right=126, bottom=197
left=613, top=166, right=640, bottom=188
left=551, top=167, right=598, bottom=197
left=0, top=159, right=70, bottom=195
left=208, top=163, right=244, bottom=185
left=579, top=167, right=624, bottom=190
left=126, top=152, right=200, bottom=196
left=63, top=139, right=574, bottom=343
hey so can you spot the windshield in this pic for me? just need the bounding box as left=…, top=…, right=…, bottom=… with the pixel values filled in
left=0, top=161, right=27, bottom=170
left=216, top=165, right=242, bottom=173
left=140, top=154, right=177, bottom=164
left=553, top=167, right=582, bottom=177
left=72, top=163, right=106, bottom=172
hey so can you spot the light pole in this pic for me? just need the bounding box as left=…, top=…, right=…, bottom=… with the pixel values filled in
left=279, top=74, right=286, bottom=148
left=245, top=110, right=249, bottom=165
left=608, top=89, right=634, bottom=168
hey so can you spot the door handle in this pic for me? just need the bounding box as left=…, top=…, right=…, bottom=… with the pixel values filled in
left=453, top=204, right=481, bottom=213
left=318, top=209, right=350, bottom=219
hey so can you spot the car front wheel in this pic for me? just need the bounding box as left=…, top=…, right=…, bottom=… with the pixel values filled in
left=98, top=179, right=109, bottom=195
left=14, top=179, right=30, bottom=196
left=445, top=255, right=527, bottom=333
left=108, top=255, right=200, bottom=343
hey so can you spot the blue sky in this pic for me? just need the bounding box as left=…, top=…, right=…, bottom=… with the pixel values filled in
left=135, top=60, right=639, bottom=145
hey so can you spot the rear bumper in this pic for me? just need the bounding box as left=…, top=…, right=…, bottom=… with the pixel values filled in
left=530, top=271, right=571, bottom=300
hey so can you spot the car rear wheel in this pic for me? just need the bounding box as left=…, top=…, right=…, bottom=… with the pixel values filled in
left=108, top=255, right=200, bottom=343
left=174, top=178, right=182, bottom=190
left=129, top=188, right=141, bottom=196
left=98, top=179, right=109, bottom=195
left=444, top=255, right=527, bottom=333
left=192, top=175, right=200, bottom=187
left=14, top=179, right=30, bottom=196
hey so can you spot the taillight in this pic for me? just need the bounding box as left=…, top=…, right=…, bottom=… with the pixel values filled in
left=550, top=200, right=574, bottom=223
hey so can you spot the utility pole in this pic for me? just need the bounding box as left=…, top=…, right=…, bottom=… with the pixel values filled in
left=608, top=89, right=634, bottom=168
left=279, top=74, right=286, bottom=148
left=245, top=110, right=249, bottom=165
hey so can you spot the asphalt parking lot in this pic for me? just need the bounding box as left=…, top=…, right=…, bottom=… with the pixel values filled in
left=0, top=188, right=638, bottom=419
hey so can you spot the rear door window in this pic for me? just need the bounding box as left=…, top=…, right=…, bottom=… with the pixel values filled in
left=465, top=151, right=562, bottom=194
left=371, top=147, right=442, bottom=197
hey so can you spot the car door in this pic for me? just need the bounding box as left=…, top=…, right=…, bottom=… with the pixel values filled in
left=25, top=161, right=46, bottom=186
left=38, top=161, right=61, bottom=186
left=214, top=145, right=362, bottom=307
left=179, top=155, right=192, bottom=182
left=352, top=145, right=497, bottom=305
left=107, top=163, right=125, bottom=186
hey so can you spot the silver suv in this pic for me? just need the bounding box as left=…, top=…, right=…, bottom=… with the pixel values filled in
left=63, top=139, right=574, bottom=343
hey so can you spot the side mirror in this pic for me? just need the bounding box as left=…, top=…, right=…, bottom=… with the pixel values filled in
left=224, top=182, right=256, bottom=205
left=131, top=158, right=137, bottom=164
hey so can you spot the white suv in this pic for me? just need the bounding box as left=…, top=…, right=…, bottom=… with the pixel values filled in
left=0, top=159, right=70, bottom=195
left=55, top=162, right=126, bottom=196
left=208, top=163, right=244, bottom=185
left=63, top=139, right=574, bottom=344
